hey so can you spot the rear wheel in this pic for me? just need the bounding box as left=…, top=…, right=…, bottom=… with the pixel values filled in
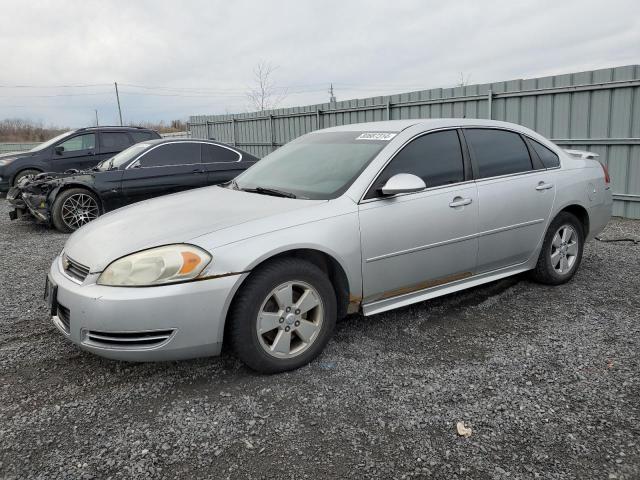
left=52, top=188, right=101, bottom=233
left=12, top=169, right=41, bottom=186
left=228, top=258, right=337, bottom=373
left=531, top=212, right=584, bottom=285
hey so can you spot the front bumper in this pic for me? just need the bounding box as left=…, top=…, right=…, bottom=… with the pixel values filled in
left=48, top=254, right=245, bottom=361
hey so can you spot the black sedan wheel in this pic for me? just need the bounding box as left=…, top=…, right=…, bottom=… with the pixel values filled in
left=52, top=188, right=101, bottom=233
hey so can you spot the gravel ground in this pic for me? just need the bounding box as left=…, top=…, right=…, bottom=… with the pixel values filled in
left=0, top=198, right=639, bottom=480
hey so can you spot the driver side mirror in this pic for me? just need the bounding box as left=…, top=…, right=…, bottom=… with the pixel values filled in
left=379, top=173, right=426, bottom=196
left=54, top=145, right=65, bottom=155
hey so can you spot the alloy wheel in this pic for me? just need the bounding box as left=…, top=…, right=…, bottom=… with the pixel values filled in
left=61, top=193, right=99, bottom=230
left=256, top=280, right=324, bottom=359
left=550, top=224, right=579, bottom=274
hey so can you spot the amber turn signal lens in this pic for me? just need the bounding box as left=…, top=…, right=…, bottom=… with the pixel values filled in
left=179, top=251, right=202, bottom=274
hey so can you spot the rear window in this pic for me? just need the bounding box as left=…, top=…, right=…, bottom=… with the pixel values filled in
left=530, top=139, right=560, bottom=168
left=464, top=129, right=532, bottom=179
left=131, top=131, right=157, bottom=143
left=100, top=132, right=132, bottom=153
left=202, top=143, right=240, bottom=163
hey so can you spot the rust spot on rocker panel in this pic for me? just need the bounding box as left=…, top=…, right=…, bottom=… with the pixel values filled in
left=365, top=271, right=473, bottom=304
left=347, top=294, right=363, bottom=314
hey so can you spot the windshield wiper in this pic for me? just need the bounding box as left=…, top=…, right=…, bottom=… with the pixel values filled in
left=241, top=186, right=297, bottom=199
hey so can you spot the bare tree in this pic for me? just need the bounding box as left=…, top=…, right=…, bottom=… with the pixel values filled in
left=246, top=61, right=287, bottom=112
left=457, top=72, right=472, bottom=87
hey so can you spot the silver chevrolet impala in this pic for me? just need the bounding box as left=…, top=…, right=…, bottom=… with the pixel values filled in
left=47, top=119, right=612, bottom=373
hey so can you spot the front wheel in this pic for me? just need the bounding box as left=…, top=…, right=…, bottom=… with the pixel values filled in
left=531, top=212, right=584, bottom=285
left=228, top=258, right=337, bottom=373
left=51, top=188, right=101, bottom=233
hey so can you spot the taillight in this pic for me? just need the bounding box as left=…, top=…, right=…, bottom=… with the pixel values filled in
left=600, top=162, right=610, bottom=184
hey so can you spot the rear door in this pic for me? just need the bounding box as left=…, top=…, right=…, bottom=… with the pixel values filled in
left=120, top=142, right=207, bottom=205
left=97, top=131, right=133, bottom=166
left=463, top=128, right=556, bottom=273
left=201, top=143, right=255, bottom=184
left=49, top=133, right=97, bottom=171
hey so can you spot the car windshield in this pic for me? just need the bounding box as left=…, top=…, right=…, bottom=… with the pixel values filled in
left=234, top=131, right=393, bottom=200
left=97, top=143, right=151, bottom=170
left=29, top=131, right=75, bottom=152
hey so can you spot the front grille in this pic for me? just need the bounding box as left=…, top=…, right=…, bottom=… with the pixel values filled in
left=84, top=329, right=175, bottom=349
left=57, top=304, right=71, bottom=333
left=63, top=255, right=90, bottom=282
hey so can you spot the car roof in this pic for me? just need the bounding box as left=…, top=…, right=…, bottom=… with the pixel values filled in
left=140, top=138, right=228, bottom=145
left=320, top=118, right=535, bottom=134
left=79, top=126, right=156, bottom=131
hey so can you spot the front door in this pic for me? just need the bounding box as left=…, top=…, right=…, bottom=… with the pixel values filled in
left=120, top=142, right=207, bottom=205
left=359, top=129, right=479, bottom=305
left=463, top=128, right=556, bottom=273
left=49, top=133, right=97, bottom=172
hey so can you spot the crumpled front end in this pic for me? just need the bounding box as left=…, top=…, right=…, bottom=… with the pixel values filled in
left=7, top=173, right=60, bottom=224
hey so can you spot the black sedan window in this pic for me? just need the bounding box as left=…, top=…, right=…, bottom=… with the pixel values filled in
left=139, top=143, right=201, bottom=167
left=202, top=144, right=240, bottom=163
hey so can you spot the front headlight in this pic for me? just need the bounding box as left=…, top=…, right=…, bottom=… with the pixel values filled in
left=0, top=157, right=17, bottom=167
left=97, top=244, right=211, bottom=286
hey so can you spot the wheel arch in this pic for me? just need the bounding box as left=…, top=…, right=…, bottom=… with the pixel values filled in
left=557, top=203, right=590, bottom=238
left=11, top=167, right=43, bottom=185
left=222, top=247, right=355, bottom=344
left=50, top=183, right=105, bottom=213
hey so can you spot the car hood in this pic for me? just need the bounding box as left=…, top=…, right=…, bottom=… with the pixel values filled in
left=18, top=170, right=99, bottom=191
left=63, top=186, right=323, bottom=272
left=0, top=150, right=33, bottom=160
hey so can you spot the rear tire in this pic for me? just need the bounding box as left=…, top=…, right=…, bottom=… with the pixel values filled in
left=12, top=169, right=41, bottom=186
left=51, top=188, right=101, bottom=233
left=228, top=257, right=337, bottom=373
left=531, top=212, right=584, bottom=285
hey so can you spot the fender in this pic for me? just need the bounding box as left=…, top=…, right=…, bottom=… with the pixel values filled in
left=47, top=182, right=106, bottom=215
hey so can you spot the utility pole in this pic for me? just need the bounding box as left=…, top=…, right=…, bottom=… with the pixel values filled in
left=114, top=82, right=123, bottom=126
left=94, top=109, right=99, bottom=126
left=328, top=83, right=336, bottom=105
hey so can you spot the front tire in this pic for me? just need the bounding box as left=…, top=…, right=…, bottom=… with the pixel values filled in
left=228, top=258, right=337, bottom=373
left=51, top=188, right=101, bottom=233
left=531, top=212, right=584, bottom=285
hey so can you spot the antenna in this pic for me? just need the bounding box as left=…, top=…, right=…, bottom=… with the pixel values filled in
left=328, top=83, right=336, bottom=104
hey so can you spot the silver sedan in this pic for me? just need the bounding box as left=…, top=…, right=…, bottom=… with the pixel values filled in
left=47, top=119, right=612, bottom=373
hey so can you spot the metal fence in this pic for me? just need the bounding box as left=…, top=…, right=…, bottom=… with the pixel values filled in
left=0, top=142, right=39, bottom=154
left=190, top=65, right=640, bottom=218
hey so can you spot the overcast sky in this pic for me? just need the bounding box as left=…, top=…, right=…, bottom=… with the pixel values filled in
left=1, top=0, right=639, bottom=127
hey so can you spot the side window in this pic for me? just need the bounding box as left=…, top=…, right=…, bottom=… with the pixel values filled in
left=57, top=133, right=95, bottom=153
left=138, top=143, right=201, bottom=167
left=464, top=129, right=532, bottom=179
left=366, top=130, right=464, bottom=198
left=100, top=132, right=132, bottom=152
left=131, top=131, right=155, bottom=143
left=201, top=144, right=240, bottom=163
left=530, top=139, right=560, bottom=168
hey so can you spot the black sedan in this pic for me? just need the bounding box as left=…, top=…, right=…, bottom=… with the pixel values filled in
left=7, top=139, right=258, bottom=232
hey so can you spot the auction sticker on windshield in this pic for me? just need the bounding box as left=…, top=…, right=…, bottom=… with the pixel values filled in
left=356, top=133, right=397, bottom=141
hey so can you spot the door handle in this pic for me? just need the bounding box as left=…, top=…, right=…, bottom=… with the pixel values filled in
left=536, top=182, right=554, bottom=191
left=449, top=197, right=472, bottom=208
left=192, top=168, right=206, bottom=174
